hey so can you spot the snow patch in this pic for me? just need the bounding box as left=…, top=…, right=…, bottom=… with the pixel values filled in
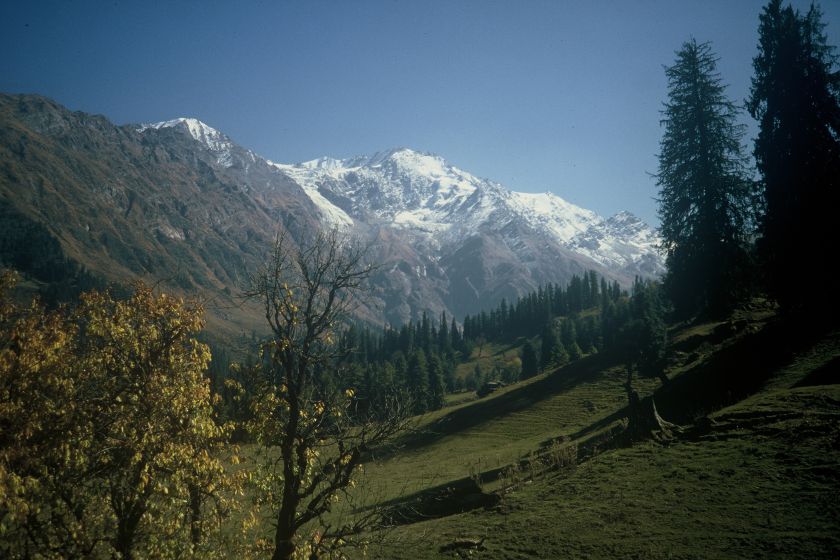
left=268, top=161, right=354, bottom=230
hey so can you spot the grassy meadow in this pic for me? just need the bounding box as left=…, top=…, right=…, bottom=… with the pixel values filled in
left=341, top=306, right=840, bottom=558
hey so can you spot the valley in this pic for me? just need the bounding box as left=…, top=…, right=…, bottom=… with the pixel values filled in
left=2, top=2, right=839, bottom=556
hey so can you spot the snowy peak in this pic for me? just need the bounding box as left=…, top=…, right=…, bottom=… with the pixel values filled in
left=138, top=117, right=239, bottom=167
left=267, top=146, right=663, bottom=279
left=271, top=147, right=491, bottom=234
left=507, top=191, right=601, bottom=243
left=134, top=112, right=664, bottom=281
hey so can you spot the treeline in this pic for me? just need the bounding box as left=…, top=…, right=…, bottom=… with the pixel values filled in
left=272, top=270, right=631, bottom=418
left=461, top=271, right=622, bottom=342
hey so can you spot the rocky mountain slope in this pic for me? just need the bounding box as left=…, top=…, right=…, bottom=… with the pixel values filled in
left=270, top=148, right=662, bottom=280
left=0, top=93, right=662, bottom=331
left=144, top=118, right=664, bottom=320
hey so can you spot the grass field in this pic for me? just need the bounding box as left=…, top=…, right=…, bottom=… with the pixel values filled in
left=346, top=308, right=840, bottom=559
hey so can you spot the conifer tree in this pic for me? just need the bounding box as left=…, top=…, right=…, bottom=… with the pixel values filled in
left=407, top=349, right=429, bottom=412
left=450, top=317, right=461, bottom=352
left=560, top=318, right=582, bottom=360
left=520, top=341, right=539, bottom=379
left=438, top=311, right=451, bottom=354
left=657, top=39, right=754, bottom=318
left=748, top=0, right=840, bottom=315
left=633, top=281, right=669, bottom=384
left=540, top=324, right=560, bottom=370
left=443, top=358, right=457, bottom=392
left=427, top=354, right=446, bottom=410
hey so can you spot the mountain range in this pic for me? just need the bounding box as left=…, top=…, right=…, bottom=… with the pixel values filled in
left=0, top=93, right=662, bottom=334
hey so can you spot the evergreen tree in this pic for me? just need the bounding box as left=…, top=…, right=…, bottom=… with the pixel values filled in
left=620, top=280, right=669, bottom=385
left=634, top=281, right=669, bottom=384
left=392, top=352, right=408, bottom=388
left=748, top=0, right=840, bottom=315
left=438, top=312, right=451, bottom=354
left=443, top=358, right=457, bottom=393
left=407, top=350, right=428, bottom=413
left=426, top=354, right=446, bottom=410
left=520, top=341, right=539, bottom=379
left=420, top=312, right=432, bottom=353
left=657, top=39, right=754, bottom=318
left=540, top=324, right=560, bottom=371
left=450, top=317, right=462, bottom=352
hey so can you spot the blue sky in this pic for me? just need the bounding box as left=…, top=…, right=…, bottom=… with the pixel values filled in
left=2, top=1, right=838, bottom=226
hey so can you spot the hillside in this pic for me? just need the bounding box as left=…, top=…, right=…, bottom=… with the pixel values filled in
left=0, top=93, right=323, bottom=342
left=332, top=305, right=840, bottom=558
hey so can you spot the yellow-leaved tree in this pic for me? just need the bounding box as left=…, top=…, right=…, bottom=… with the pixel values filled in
left=0, top=271, right=96, bottom=558
left=0, top=273, right=239, bottom=559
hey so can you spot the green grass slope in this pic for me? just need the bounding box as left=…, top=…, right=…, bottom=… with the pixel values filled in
left=354, top=309, right=840, bottom=559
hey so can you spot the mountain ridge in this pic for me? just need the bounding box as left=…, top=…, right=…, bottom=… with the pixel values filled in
left=137, top=116, right=665, bottom=319
left=141, top=117, right=660, bottom=267
left=264, top=145, right=663, bottom=277
left=1, top=93, right=663, bottom=330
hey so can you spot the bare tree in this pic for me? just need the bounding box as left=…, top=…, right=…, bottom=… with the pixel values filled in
left=244, top=229, right=410, bottom=560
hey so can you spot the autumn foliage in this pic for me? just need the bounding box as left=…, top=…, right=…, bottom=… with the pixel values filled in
left=0, top=273, right=235, bottom=559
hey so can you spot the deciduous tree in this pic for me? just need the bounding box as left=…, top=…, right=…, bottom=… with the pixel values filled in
left=0, top=274, right=234, bottom=559
left=243, top=230, right=410, bottom=560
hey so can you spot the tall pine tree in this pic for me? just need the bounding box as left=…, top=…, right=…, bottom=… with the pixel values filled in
left=520, top=342, right=539, bottom=380
left=657, top=39, right=754, bottom=319
left=748, top=1, right=840, bottom=316
left=540, top=324, right=560, bottom=371
left=407, top=350, right=429, bottom=413
left=426, top=354, right=446, bottom=410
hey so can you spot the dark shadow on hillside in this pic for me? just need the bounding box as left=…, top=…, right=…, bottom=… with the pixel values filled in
left=376, top=476, right=500, bottom=526
left=566, top=407, right=628, bottom=441
left=793, top=355, right=840, bottom=388
left=654, top=318, right=831, bottom=424
left=388, top=352, right=621, bottom=456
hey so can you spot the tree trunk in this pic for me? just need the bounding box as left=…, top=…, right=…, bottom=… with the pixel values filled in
left=272, top=514, right=296, bottom=560
left=189, top=483, right=202, bottom=548
left=116, top=518, right=137, bottom=560
left=627, top=393, right=678, bottom=442
left=113, top=493, right=142, bottom=560
left=624, top=361, right=678, bottom=442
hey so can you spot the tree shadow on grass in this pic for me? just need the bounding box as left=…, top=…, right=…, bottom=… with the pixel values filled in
left=389, top=352, right=621, bottom=456
left=655, top=318, right=834, bottom=424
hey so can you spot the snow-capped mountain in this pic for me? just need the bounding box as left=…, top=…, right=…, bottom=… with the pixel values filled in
left=138, top=117, right=257, bottom=169
left=137, top=116, right=663, bottom=321
left=269, top=147, right=663, bottom=277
